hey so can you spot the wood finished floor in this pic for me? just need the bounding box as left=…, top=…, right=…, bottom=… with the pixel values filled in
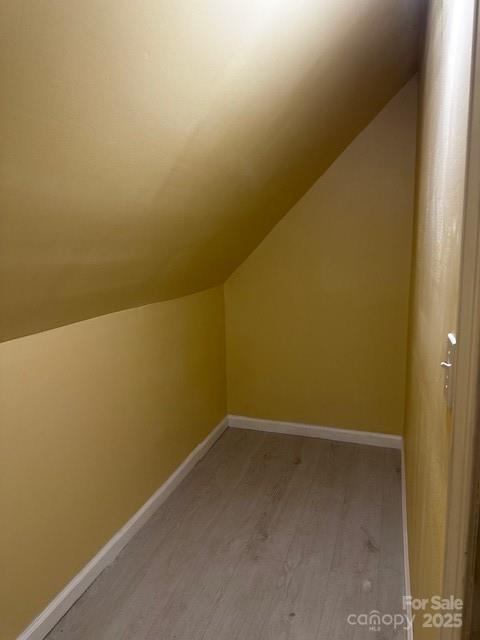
left=47, top=428, right=406, bottom=640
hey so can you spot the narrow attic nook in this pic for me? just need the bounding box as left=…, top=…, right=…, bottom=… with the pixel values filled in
left=1, top=1, right=478, bottom=640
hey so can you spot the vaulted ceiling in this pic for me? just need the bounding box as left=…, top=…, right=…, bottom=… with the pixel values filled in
left=0, top=0, right=425, bottom=341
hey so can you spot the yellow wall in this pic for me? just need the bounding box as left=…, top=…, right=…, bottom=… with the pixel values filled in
left=0, top=0, right=425, bottom=342
left=0, top=286, right=226, bottom=639
left=225, top=80, right=417, bottom=435
left=404, top=1, right=476, bottom=635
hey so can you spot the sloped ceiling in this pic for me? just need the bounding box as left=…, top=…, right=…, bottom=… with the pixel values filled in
left=0, top=0, right=425, bottom=341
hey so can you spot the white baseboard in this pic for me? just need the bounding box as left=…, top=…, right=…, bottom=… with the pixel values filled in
left=18, top=414, right=410, bottom=639
left=227, top=414, right=403, bottom=449
left=17, top=416, right=229, bottom=640
left=401, top=442, right=413, bottom=640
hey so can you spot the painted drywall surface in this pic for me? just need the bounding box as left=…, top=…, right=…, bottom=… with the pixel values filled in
left=0, top=0, right=426, bottom=341
left=0, top=286, right=226, bottom=640
left=225, top=80, right=417, bottom=435
left=404, top=1, right=476, bottom=635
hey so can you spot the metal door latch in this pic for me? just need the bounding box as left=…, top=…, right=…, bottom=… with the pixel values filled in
left=441, top=332, right=457, bottom=409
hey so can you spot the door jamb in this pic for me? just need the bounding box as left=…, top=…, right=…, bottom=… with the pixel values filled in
left=441, top=1, right=480, bottom=637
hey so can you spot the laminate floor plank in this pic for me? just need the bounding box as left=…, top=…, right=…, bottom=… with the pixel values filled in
left=199, top=436, right=324, bottom=640
left=46, top=429, right=406, bottom=640
left=130, top=433, right=304, bottom=640
left=260, top=441, right=357, bottom=640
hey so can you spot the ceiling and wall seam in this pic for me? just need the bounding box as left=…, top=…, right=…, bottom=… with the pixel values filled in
left=0, top=0, right=426, bottom=342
